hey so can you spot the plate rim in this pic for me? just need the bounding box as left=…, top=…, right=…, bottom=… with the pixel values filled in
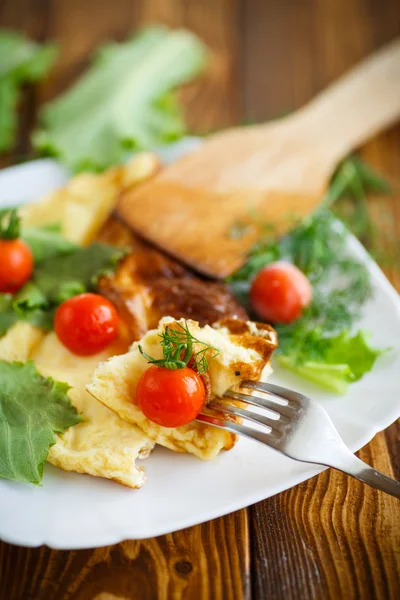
left=0, top=148, right=399, bottom=549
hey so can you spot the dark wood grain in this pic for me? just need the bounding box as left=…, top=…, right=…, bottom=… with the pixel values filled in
left=250, top=421, right=400, bottom=600
left=244, top=2, right=400, bottom=598
left=0, top=1, right=251, bottom=599
left=0, top=510, right=249, bottom=600
left=0, top=0, right=399, bottom=599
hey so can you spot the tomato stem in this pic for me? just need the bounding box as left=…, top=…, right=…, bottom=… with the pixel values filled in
left=0, top=209, right=21, bottom=240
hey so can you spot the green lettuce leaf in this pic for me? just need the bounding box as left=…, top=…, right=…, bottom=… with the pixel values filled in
left=0, top=78, right=19, bottom=152
left=277, top=330, right=386, bottom=394
left=0, top=360, right=82, bottom=484
left=33, top=26, right=208, bottom=171
left=13, top=281, right=47, bottom=311
left=11, top=282, right=54, bottom=331
left=0, top=211, right=126, bottom=337
left=22, top=224, right=77, bottom=264
left=0, top=294, right=18, bottom=336
left=324, top=330, right=386, bottom=381
left=0, top=291, right=53, bottom=335
left=33, top=243, right=127, bottom=304
left=0, top=30, right=57, bottom=152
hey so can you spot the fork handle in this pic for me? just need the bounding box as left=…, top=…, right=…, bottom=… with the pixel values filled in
left=329, top=453, right=400, bottom=499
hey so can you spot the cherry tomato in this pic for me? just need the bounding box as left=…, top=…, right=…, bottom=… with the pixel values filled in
left=136, top=365, right=205, bottom=428
left=250, top=261, right=312, bottom=324
left=0, top=239, right=33, bottom=293
left=54, top=293, right=118, bottom=356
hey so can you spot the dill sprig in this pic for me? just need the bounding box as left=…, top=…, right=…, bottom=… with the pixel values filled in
left=325, top=155, right=391, bottom=255
left=227, top=154, right=391, bottom=366
left=229, top=210, right=372, bottom=364
left=139, top=321, right=220, bottom=373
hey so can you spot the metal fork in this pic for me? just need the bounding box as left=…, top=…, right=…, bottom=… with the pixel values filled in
left=196, top=381, right=400, bottom=498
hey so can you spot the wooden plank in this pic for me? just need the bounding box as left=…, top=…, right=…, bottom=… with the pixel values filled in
left=250, top=422, right=400, bottom=600
left=0, top=1, right=250, bottom=599
left=244, top=1, right=400, bottom=598
left=1, top=1, right=399, bottom=599
left=243, top=0, right=400, bottom=121
left=0, top=510, right=249, bottom=600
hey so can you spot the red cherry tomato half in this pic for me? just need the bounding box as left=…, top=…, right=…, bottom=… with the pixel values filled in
left=136, top=365, right=205, bottom=428
left=54, top=293, right=118, bottom=356
left=0, top=239, right=34, bottom=293
left=250, top=261, right=312, bottom=324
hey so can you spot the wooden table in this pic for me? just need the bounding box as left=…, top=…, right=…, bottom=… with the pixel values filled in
left=0, top=1, right=399, bottom=598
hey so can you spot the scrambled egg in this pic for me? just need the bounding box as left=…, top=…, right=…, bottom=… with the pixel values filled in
left=1, top=153, right=278, bottom=486
left=20, top=152, right=159, bottom=244
left=30, top=334, right=155, bottom=488
left=0, top=322, right=45, bottom=361
left=0, top=154, right=161, bottom=487
left=88, top=317, right=277, bottom=460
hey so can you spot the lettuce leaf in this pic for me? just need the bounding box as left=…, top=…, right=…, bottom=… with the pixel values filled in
left=33, top=26, right=208, bottom=171
left=0, top=212, right=126, bottom=337
left=0, top=291, right=54, bottom=335
left=0, top=294, right=18, bottom=336
left=277, top=330, right=386, bottom=394
left=11, top=282, right=55, bottom=331
left=324, top=330, right=386, bottom=381
left=0, top=30, right=57, bottom=152
left=0, top=361, right=82, bottom=484
left=33, top=243, right=127, bottom=304
left=22, top=225, right=77, bottom=264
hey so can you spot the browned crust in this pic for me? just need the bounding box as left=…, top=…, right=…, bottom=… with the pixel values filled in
left=95, top=217, right=277, bottom=455
left=97, top=218, right=248, bottom=346
left=216, top=317, right=278, bottom=362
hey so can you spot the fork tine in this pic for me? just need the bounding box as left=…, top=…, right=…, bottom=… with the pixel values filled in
left=224, top=390, right=293, bottom=420
left=196, top=413, right=281, bottom=447
left=210, top=400, right=286, bottom=432
left=243, top=380, right=306, bottom=406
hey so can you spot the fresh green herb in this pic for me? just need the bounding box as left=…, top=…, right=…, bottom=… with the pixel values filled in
left=0, top=210, right=78, bottom=261
left=228, top=155, right=391, bottom=392
left=325, top=155, right=391, bottom=247
left=0, top=210, right=127, bottom=337
left=0, top=289, right=54, bottom=335
left=11, top=281, right=55, bottom=331
left=0, top=360, right=82, bottom=484
left=0, top=294, right=18, bottom=336
left=277, top=330, right=386, bottom=394
left=0, top=207, right=20, bottom=239
left=33, top=26, right=208, bottom=172
left=22, top=225, right=77, bottom=264
left=139, top=321, right=219, bottom=373
left=33, top=243, right=127, bottom=304
left=0, top=30, right=57, bottom=153
left=13, top=281, right=47, bottom=311
left=4, top=243, right=126, bottom=333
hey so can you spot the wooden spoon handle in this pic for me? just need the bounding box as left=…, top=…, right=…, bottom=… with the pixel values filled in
left=297, top=37, right=400, bottom=163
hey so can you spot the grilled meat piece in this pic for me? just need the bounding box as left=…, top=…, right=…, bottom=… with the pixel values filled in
left=97, top=217, right=248, bottom=345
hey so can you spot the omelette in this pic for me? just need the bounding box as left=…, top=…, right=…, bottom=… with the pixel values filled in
left=0, top=324, right=155, bottom=487
left=2, top=150, right=279, bottom=487
left=31, top=334, right=155, bottom=488
left=88, top=316, right=278, bottom=460
left=0, top=154, right=160, bottom=488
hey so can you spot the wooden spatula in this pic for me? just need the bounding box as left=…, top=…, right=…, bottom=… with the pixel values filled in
left=117, top=38, right=400, bottom=279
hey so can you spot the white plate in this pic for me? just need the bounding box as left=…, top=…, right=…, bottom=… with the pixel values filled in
left=0, top=140, right=399, bottom=550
